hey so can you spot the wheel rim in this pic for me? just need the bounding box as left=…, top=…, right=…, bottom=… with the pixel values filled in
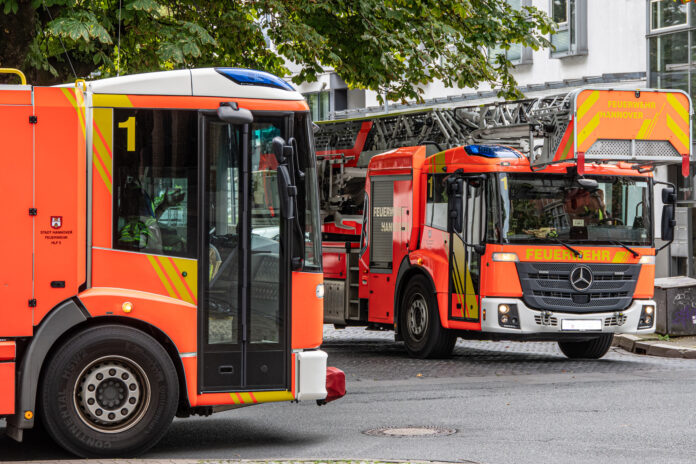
left=73, top=355, right=151, bottom=434
left=406, top=292, right=429, bottom=342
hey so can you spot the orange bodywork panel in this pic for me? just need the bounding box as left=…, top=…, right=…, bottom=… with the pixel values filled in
left=634, top=264, right=656, bottom=299
left=0, top=90, right=34, bottom=337
left=0, top=362, right=15, bottom=415
left=0, top=341, right=16, bottom=361
left=33, top=87, right=87, bottom=324
left=291, top=271, right=324, bottom=349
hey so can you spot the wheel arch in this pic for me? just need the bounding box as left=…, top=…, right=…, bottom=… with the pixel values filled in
left=393, top=256, right=438, bottom=340
left=8, top=298, right=191, bottom=437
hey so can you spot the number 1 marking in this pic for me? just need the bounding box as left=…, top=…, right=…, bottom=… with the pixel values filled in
left=118, top=116, right=136, bottom=152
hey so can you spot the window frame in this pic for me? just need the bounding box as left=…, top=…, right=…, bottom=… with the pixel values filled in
left=650, top=0, right=689, bottom=33
left=549, top=0, right=588, bottom=59
left=487, top=0, right=534, bottom=66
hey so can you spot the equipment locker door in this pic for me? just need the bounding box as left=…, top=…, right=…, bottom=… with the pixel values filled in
left=0, top=91, right=34, bottom=336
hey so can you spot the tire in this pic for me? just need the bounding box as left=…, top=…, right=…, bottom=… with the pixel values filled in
left=558, top=334, right=614, bottom=359
left=399, top=274, right=457, bottom=358
left=39, top=325, right=179, bottom=458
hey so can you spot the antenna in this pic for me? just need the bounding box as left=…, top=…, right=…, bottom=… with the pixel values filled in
left=42, top=0, right=77, bottom=80
left=117, top=0, right=122, bottom=76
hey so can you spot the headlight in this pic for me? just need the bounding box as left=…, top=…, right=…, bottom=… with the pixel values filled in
left=639, top=255, right=655, bottom=265
left=492, top=252, right=519, bottom=262
left=498, top=304, right=510, bottom=314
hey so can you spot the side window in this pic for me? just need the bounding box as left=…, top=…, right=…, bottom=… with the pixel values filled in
left=113, top=109, right=198, bottom=258
left=426, top=173, right=449, bottom=230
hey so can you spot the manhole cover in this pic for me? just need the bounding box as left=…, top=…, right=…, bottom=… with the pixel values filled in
left=363, top=426, right=456, bottom=437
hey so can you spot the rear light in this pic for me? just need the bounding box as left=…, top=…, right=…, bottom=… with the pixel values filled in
left=492, top=252, right=519, bottom=262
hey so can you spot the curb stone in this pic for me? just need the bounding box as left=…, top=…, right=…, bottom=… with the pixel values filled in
left=614, top=334, right=696, bottom=359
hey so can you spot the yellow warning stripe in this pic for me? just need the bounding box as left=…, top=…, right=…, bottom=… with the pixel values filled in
left=666, top=93, right=690, bottom=124
left=636, top=119, right=652, bottom=140
left=611, top=251, right=630, bottom=264
left=666, top=114, right=690, bottom=151
left=158, top=257, right=195, bottom=305
left=577, top=113, right=601, bottom=149
left=61, top=88, right=86, bottom=140
left=559, top=129, right=575, bottom=160
left=92, top=114, right=113, bottom=194
left=92, top=94, right=134, bottom=108
left=576, top=90, right=600, bottom=122
left=230, top=391, right=294, bottom=404
left=93, top=155, right=112, bottom=195
left=147, top=255, right=179, bottom=299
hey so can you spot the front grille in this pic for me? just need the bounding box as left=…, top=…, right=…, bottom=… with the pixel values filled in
left=605, top=314, right=627, bottom=326
left=534, top=315, right=558, bottom=326
left=517, top=262, right=640, bottom=313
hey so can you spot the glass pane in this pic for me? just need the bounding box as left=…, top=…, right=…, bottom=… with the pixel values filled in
left=551, top=28, right=570, bottom=54
left=207, top=121, right=241, bottom=345
left=250, top=121, right=282, bottom=345
left=113, top=110, right=198, bottom=257
left=293, top=112, right=322, bottom=268
left=507, top=43, right=522, bottom=62
left=650, top=32, right=688, bottom=74
left=501, top=174, right=652, bottom=246
left=552, top=0, right=567, bottom=24
left=320, top=92, right=330, bottom=120
left=425, top=174, right=448, bottom=230
left=652, top=0, right=687, bottom=30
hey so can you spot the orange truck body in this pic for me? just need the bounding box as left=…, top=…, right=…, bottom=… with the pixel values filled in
left=0, top=69, right=334, bottom=444
left=321, top=88, right=691, bottom=356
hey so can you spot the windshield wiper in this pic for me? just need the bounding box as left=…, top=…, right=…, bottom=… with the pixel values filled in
left=548, top=237, right=583, bottom=258
left=611, top=240, right=639, bottom=258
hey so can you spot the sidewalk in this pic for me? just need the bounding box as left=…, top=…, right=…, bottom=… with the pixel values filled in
left=613, top=333, right=696, bottom=359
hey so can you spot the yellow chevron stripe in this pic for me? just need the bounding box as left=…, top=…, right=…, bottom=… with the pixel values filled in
left=636, top=119, right=652, bottom=140
left=93, top=128, right=112, bottom=176
left=230, top=391, right=294, bottom=403
left=147, top=255, right=178, bottom=299
left=577, top=113, right=601, bottom=149
left=611, top=251, right=630, bottom=264
left=666, top=93, right=690, bottom=124
left=93, top=155, right=112, bottom=194
left=560, top=129, right=575, bottom=160
left=667, top=114, right=689, bottom=151
left=92, top=94, right=134, bottom=108
left=157, top=257, right=194, bottom=305
left=61, top=88, right=86, bottom=139
left=577, top=90, right=600, bottom=122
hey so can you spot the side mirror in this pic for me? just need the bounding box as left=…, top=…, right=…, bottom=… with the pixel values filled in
left=662, top=186, right=677, bottom=205
left=276, top=164, right=296, bottom=220
left=661, top=203, right=675, bottom=242
left=447, top=177, right=464, bottom=234
left=217, top=102, right=253, bottom=124
left=272, top=136, right=294, bottom=165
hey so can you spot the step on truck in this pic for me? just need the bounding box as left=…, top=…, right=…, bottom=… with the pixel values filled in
left=0, top=67, right=343, bottom=457
left=316, top=88, right=691, bottom=359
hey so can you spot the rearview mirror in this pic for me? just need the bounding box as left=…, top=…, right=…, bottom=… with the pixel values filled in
left=217, top=102, right=253, bottom=124
left=662, top=204, right=675, bottom=241
left=272, top=136, right=294, bottom=165
left=447, top=177, right=464, bottom=234
left=662, top=186, right=677, bottom=205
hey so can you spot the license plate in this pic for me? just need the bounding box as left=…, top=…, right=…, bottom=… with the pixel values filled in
left=561, top=319, right=602, bottom=331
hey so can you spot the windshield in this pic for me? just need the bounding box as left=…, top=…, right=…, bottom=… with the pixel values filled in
left=493, top=173, right=652, bottom=246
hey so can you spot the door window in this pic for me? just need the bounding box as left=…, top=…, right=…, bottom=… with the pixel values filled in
left=112, top=109, right=198, bottom=257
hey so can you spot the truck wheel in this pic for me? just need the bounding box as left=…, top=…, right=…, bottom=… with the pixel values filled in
left=39, top=325, right=178, bottom=458
left=400, top=274, right=456, bottom=358
left=558, top=334, right=614, bottom=359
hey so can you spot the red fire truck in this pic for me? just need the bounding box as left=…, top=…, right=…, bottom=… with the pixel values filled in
left=0, top=67, right=342, bottom=457
left=316, top=88, right=689, bottom=359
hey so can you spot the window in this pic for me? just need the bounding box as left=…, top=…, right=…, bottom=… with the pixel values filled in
left=113, top=109, right=198, bottom=258
left=305, top=91, right=330, bottom=121
left=549, top=0, right=587, bottom=58
left=649, top=31, right=689, bottom=91
left=426, top=174, right=449, bottom=230
left=651, top=0, right=687, bottom=31
left=488, top=0, right=533, bottom=65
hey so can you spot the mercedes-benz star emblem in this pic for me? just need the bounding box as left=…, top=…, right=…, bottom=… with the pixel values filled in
left=569, top=265, right=593, bottom=292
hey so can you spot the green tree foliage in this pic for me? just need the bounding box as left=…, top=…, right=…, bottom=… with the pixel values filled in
left=0, top=0, right=554, bottom=101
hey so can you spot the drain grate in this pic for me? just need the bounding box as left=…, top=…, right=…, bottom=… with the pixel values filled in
left=363, top=426, right=456, bottom=437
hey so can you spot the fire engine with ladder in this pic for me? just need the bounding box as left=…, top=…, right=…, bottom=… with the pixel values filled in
left=316, top=87, right=691, bottom=359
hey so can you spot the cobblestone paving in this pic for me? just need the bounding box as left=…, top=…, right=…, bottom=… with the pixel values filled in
left=322, top=325, right=696, bottom=381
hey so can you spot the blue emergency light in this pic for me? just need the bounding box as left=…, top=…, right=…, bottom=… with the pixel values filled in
left=215, top=68, right=295, bottom=91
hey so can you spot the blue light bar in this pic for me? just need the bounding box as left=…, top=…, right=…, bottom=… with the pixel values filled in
left=215, top=68, right=295, bottom=91
left=464, top=144, right=521, bottom=159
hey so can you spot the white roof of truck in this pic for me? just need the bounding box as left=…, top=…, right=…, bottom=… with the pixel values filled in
left=72, top=68, right=304, bottom=100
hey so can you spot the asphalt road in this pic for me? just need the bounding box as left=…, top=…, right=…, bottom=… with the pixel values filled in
left=3, top=326, right=696, bottom=463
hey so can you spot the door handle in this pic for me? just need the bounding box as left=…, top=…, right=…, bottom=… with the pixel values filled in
left=218, top=365, right=235, bottom=375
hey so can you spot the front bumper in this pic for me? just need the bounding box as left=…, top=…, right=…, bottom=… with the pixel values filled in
left=481, top=297, right=656, bottom=336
